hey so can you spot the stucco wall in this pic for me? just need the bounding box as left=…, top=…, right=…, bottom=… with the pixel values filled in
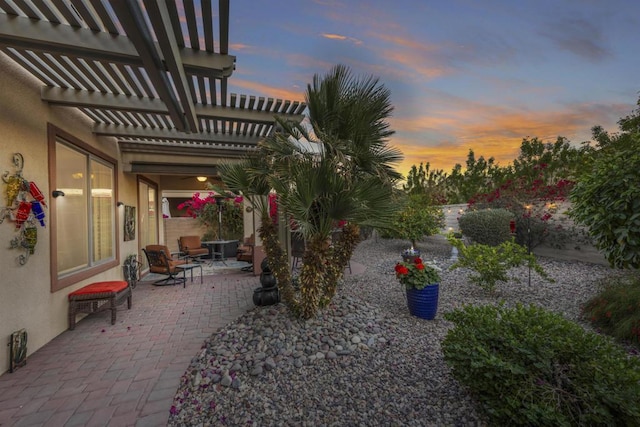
left=0, top=53, right=139, bottom=373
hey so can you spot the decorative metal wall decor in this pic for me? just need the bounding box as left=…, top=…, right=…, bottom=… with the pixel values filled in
left=1, top=153, right=47, bottom=265
left=124, top=205, right=136, bottom=241
left=9, top=329, right=28, bottom=373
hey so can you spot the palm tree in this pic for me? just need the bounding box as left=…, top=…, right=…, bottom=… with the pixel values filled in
left=221, top=64, right=403, bottom=318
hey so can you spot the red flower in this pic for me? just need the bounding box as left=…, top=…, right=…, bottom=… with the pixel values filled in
left=396, top=265, right=409, bottom=275
left=414, top=257, right=422, bottom=264
left=416, top=263, right=425, bottom=270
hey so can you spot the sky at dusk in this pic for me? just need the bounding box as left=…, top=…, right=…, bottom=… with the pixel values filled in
left=225, top=0, right=640, bottom=177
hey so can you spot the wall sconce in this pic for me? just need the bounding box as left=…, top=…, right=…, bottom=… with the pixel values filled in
left=196, top=176, right=208, bottom=182
left=52, top=190, right=65, bottom=198
left=117, top=202, right=124, bottom=207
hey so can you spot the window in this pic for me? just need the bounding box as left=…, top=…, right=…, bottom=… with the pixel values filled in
left=48, top=124, right=118, bottom=291
left=137, top=177, right=158, bottom=270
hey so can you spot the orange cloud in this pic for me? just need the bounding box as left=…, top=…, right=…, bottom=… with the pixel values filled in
left=387, top=100, right=620, bottom=178
left=321, top=32, right=363, bottom=45
left=321, top=33, right=346, bottom=41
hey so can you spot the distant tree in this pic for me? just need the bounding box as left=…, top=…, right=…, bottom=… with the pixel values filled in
left=403, top=162, right=447, bottom=204
left=570, top=97, right=640, bottom=269
left=511, top=136, right=587, bottom=192
left=445, top=150, right=508, bottom=204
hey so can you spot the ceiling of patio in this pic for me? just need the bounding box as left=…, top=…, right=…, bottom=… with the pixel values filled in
left=0, top=0, right=306, bottom=177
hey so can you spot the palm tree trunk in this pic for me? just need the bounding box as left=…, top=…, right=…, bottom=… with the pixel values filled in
left=321, top=223, right=360, bottom=304
left=257, top=211, right=296, bottom=309
left=298, top=235, right=331, bottom=319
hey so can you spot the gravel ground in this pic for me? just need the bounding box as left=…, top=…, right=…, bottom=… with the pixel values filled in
left=168, top=235, right=620, bottom=426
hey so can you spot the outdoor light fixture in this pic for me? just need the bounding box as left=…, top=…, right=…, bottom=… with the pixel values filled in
left=52, top=190, right=65, bottom=198
left=196, top=176, right=207, bottom=182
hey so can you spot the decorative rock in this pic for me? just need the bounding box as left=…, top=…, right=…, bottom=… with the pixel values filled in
left=220, top=375, right=232, bottom=387
left=264, top=357, right=277, bottom=371
left=168, top=237, right=617, bottom=427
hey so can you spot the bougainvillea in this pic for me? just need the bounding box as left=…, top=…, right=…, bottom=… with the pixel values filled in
left=177, top=192, right=244, bottom=240
left=467, top=170, right=576, bottom=249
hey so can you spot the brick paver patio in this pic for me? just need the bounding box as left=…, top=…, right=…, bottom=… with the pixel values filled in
left=0, top=272, right=258, bottom=427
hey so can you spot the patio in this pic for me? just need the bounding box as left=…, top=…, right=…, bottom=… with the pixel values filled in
left=0, top=260, right=366, bottom=426
left=0, top=271, right=258, bottom=426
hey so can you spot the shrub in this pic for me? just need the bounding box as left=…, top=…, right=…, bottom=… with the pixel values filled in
left=443, top=303, right=640, bottom=426
left=386, top=193, right=444, bottom=247
left=458, top=208, right=514, bottom=246
left=447, top=236, right=552, bottom=293
left=582, top=274, right=640, bottom=348
left=569, top=135, right=640, bottom=269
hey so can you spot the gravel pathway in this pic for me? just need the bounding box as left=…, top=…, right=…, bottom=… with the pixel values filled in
left=168, top=236, right=618, bottom=426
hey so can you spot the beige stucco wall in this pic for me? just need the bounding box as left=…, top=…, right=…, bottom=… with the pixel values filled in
left=0, top=53, right=139, bottom=373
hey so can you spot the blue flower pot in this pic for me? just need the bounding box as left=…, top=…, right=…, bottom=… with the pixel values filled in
left=406, top=284, right=439, bottom=320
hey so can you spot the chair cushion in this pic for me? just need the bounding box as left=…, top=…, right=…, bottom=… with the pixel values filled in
left=68, top=281, right=128, bottom=299
left=184, top=247, right=209, bottom=256
left=180, top=236, right=202, bottom=248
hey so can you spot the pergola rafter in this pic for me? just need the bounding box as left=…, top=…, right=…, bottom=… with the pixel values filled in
left=0, top=0, right=306, bottom=175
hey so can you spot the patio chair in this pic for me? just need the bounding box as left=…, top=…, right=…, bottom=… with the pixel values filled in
left=237, top=234, right=255, bottom=271
left=178, top=235, right=209, bottom=262
left=142, top=245, right=187, bottom=287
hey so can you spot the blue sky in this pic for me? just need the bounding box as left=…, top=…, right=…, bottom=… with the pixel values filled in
left=225, top=0, right=639, bottom=176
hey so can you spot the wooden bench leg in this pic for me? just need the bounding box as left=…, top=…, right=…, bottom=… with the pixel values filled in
left=110, top=296, right=117, bottom=325
left=68, top=302, right=77, bottom=330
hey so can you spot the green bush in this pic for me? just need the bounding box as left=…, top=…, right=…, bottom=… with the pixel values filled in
left=384, top=193, right=444, bottom=247
left=447, top=236, right=551, bottom=293
left=443, top=303, right=640, bottom=426
left=458, top=208, right=514, bottom=246
left=582, top=274, right=640, bottom=348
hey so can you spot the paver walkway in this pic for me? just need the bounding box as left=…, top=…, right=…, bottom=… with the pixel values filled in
left=0, top=272, right=258, bottom=427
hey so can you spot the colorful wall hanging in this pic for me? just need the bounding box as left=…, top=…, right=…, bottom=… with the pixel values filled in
left=1, top=153, right=47, bottom=265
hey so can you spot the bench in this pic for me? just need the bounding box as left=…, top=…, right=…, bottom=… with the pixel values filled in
left=68, top=281, right=132, bottom=330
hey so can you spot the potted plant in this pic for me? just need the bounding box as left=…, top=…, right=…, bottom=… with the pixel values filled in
left=122, top=254, right=141, bottom=289
left=394, top=257, right=441, bottom=319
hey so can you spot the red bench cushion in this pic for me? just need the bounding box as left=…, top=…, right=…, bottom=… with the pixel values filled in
left=68, top=281, right=128, bottom=299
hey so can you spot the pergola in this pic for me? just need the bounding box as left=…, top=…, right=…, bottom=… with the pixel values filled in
left=0, top=0, right=306, bottom=177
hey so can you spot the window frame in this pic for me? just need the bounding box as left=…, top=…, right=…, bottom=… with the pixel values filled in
left=48, top=124, right=120, bottom=292
left=137, top=176, right=159, bottom=271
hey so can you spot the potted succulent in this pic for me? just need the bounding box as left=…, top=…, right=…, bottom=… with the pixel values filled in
left=394, top=256, right=441, bottom=319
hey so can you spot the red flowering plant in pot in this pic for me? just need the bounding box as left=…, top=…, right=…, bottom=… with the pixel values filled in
left=395, top=257, right=442, bottom=320
left=395, top=257, right=441, bottom=290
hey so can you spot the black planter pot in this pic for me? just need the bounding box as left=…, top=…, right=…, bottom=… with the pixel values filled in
left=253, top=286, right=280, bottom=306
left=260, top=272, right=277, bottom=288
left=261, top=257, right=272, bottom=273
